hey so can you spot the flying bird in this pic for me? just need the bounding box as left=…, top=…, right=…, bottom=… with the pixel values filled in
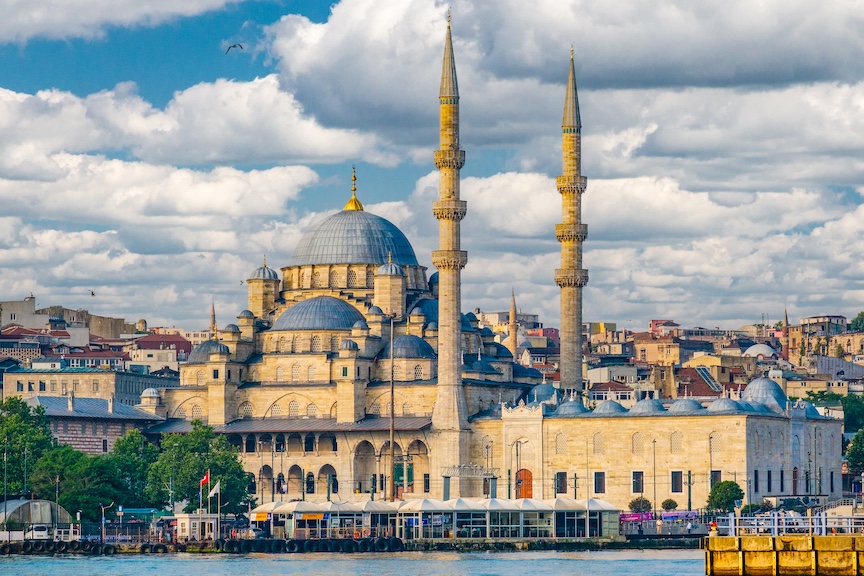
left=226, top=44, right=243, bottom=54
left=89, top=290, right=96, bottom=297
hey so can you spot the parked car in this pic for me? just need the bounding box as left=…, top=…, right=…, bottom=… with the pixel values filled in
left=240, top=527, right=265, bottom=539
left=24, top=525, right=52, bottom=540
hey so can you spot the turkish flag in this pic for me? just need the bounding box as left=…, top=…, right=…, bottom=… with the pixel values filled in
left=199, top=470, right=210, bottom=486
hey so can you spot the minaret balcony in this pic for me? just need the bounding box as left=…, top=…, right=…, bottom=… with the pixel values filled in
left=555, top=223, right=588, bottom=242
left=555, top=268, right=589, bottom=288
left=433, top=200, right=467, bottom=221
left=434, top=149, right=466, bottom=169
left=556, top=175, right=587, bottom=195
left=432, top=250, right=468, bottom=270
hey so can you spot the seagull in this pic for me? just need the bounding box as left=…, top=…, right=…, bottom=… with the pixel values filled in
left=226, top=44, right=243, bottom=54
left=89, top=290, right=96, bottom=297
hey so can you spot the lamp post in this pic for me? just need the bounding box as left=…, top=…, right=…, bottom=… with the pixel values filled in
left=388, top=314, right=395, bottom=502
left=100, top=502, right=114, bottom=543
left=652, top=439, right=657, bottom=520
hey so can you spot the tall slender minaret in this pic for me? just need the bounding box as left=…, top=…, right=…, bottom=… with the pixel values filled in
left=431, top=15, right=469, bottom=435
left=555, top=50, right=589, bottom=391
left=210, top=299, right=218, bottom=339
left=508, top=289, right=518, bottom=360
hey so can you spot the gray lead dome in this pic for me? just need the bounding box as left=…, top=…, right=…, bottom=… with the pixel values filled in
left=289, top=210, right=419, bottom=267
left=272, top=296, right=365, bottom=331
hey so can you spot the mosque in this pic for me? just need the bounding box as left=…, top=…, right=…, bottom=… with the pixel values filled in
left=141, top=22, right=842, bottom=512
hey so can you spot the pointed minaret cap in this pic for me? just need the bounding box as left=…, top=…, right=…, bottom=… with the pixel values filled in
left=210, top=299, right=218, bottom=340
left=344, top=165, right=364, bottom=211
left=563, top=48, right=582, bottom=131
left=439, top=12, right=459, bottom=100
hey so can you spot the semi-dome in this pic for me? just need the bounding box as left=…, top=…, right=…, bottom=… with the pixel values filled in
left=288, top=210, right=418, bottom=267
left=188, top=339, right=230, bottom=364
left=368, top=306, right=384, bottom=315
left=555, top=398, right=589, bottom=416
left=378, top=334, right=437, bottom=360
left=271, top=296, right=365, bottom=331
left=223, top=323, right=240, bottom=333
left=629, top=398, right=667, bottom=415
left=742, top=377, right=788, bottom=413
left=237, top=310, right=255, bottom=319
left=409, top=307, right=426, bottom=317
left=743, top=343, right=778, bottom=359
left=668, top=398, right=705, bottom=413
left=377, top=261, right=404, bottom=276
left=340, top=339, right=359, bottom=351
left=426, top=322, right=438, bottom=330
left=141, top=388, right=161, bottom=398
left=592, top=400, right=628, bottom=414
left=707, top=398, right=745, bottom=413
left=352, top=320, right=369, bottom=330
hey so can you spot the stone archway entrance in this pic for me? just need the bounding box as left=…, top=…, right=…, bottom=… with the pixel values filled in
left=515, top=469, right=532, bottom=498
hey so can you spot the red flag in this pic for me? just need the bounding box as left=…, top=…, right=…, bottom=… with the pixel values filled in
left=199, top=470, right=210, bottom=486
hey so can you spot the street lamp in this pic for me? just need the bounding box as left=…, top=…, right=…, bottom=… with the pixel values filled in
left=388, top=314, right=396, bottom=502
left=100, top=502, right=114, bottom=543
left=652, top=439, right=657, bottom=520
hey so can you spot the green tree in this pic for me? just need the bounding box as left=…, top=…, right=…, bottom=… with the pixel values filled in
left=846, top=429, right=864, bottom=473
left=661, top=498, right=678, bottom=511
left=851, top=311, right=864, bottom=333
left=835, top=344, right=845, bottom=358
left=0, top=397, right=55, bottom=495
left=109, top=429, right=160, bottom=508
left=628, top=496, right=652, bottom=513
left=30, top=445, right=123, bottom=521
left=707, top=480, right=744, bottom=512
left=147, top=421, right=252, bottom=514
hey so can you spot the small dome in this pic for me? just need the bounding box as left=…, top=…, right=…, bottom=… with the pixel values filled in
left=340, top=339, right=359, bottom=351
left=555, top=398, right=589, bottom=417
left=376, top=261, right=404, bottom=276
left=426, top=322, right=438, bottom=331
left=465, top=312, right=478, bottom=322
left=629, top=398, right=667, bottom=415
left=528, top=383, right=559, bottom=404
left=490, top=342, right=513, bottom=359
left=460, top=314, right=477, bottom=332
left=798, top=401, right=822, bottom=419
left=592, top=400, right=628, bottom=414
left=412, top=299, right=439, bottom=325
left=479, top=327, right=494, bottom=336
left=378, top=335, right=437, bottom=360
left=409, top=307, right=425, bottom=317
left=237, top=310, right=255, bottom=319
left=352, top=320, right=369, bottom=330
left=668, top=398, right=705, bottom=413
left=513, top=363, right=542, bottom=378
left=141, top=388, right=161, bottom=398
left=248, top=262, right=279, bottom=281
left=368, top=306, right=384, bottom=315
left=428, top=272, right=439, bottom=284
left=469, top=360, right=499, bottom=375
left=187, top=339, right=230, bottom=364
left=223, top=323, right=240, bottom=333
left=742, top=377, right=788, bottom=413
left=707, top=398, right=745, bottom=413
left=271, top=296, right=365, bottom=331
left=743, top=343, right=778, bottom=359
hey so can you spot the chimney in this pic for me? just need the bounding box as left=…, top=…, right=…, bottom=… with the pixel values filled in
left=108, top=393, right=115, bottom=414
left=67, top=391, right=74, bottom=411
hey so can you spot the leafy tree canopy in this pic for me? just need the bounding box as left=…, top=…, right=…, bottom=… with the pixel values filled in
left=846, top=429, right=864, bottom=474
left=661, top=498, right=678, bottom=511
left=628, top=496, right=652, bottom=513
left=147, top=420, right=253, bottom=514
left=851, top=311, right=864, bottom=333
left=708, top=480, right=744, bottom=512
left=110, top=429, right=160, bottom=508
left=0, top=397, right=55, bottom=495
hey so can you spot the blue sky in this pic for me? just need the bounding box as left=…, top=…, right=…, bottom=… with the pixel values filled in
left=1, top=0, right=863, bottom=332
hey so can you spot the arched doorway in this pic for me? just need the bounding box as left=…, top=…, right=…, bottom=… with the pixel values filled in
left=515, top=469, right=533, bottom=498
left=406, top=439, right=430, bottom=494
left=318, top=464, right=338, bottom=495
left=354, top=441, right=376, bottom=494
left=793, top=467, right=799, bottom=496
left=288, top=465, right=303, bottom=495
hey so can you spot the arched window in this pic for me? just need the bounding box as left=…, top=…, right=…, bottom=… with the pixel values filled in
left=593, top=433, right=604, bottom=455
left=279, top=337, right=287, bottom=352
left=394, top=365, right=403, bottom=380
left=347, top=270, right=358, bottom=287
left=288, top=400, right=299, bottom=417
left=370, top=402, right=381, bottom=415
left=239, top=402, right=254, bottom=418
left=670, top=431, right=683, bottom=454
left=331, top=335, right=339, bottom=351
left=402, top=402, right=411, bottom=415
left=306, top=403, right=318, bottom=417
left=305, top=472, right=315, bottom=494
left=196, top=371, right=204, bottom=386
left=555, top=433, right=568, bottom=455
left=413, top=364, right=423, bottom=380
left=329, top=269, right=338, bottom=288
left=276, top=366, right=285, bottom=382
left=271, top=404, right=282, bottom=416
left=312, top=271, right=321, bottom=288
left=307, top=366, right=315, bottom=381
left=311, top=335, right=322, bottom=352
left=366, top=269, right=374, bottom=287
left=176, top=407, right=187, bottom=419
left=709, top=432, right=719, bottom=454
left=291, top=364, right=300, bottom=381
left=631, top=432, right=644, bottom=455
left=191, top=405, right=203, bottom=420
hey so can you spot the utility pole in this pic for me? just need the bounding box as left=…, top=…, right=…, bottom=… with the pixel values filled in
left=687, top=470, right=692, bottom=511
left=100, top=502, right=114, bottom=543
left=388, top=315, right=395, bottom=502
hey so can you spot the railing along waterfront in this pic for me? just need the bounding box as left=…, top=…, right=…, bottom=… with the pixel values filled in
left=715, top=512, right=864, bottom=537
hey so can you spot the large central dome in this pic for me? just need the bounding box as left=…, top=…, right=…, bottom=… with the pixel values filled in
left=289, top=210, right=418, bottom=267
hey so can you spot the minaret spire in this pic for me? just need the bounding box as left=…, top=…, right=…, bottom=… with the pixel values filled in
left=555, top=49, right=588, bottom=392
left=344, top=165, right=364, bottom=211
left=431, top=14, right=470, bottom=490
left=508, top=289, right=518, bottom=361
left=210, top=299, right=218, bottom=340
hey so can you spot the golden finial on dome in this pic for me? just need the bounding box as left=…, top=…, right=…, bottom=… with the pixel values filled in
left=263, top=255, right=267, bottom=267
left=344, top=164, right=364, bottom=211
left=387, top=251, right=392, bottom=264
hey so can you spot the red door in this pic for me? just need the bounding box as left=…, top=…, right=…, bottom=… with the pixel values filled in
left=515, top=469, right=533, bottom=498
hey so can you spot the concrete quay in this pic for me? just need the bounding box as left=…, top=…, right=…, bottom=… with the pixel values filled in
left=705, top=535, right=864, bottom=575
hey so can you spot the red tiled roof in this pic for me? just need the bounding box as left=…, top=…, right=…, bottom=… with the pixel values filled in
left=133, top=333, right=193, bottom=354
left=675, top=367, right=722, bottom=398
left=590, top=380, right=634, bottom=392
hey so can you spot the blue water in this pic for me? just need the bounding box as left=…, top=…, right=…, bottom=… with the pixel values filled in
left=0, top=550, right=704, bottom=576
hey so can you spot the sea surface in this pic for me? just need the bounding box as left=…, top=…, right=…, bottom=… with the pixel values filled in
left=0, top=549, right=704, bottom=576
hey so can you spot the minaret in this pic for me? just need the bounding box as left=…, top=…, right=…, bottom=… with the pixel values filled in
left=210, top=300, right=218, bottom=339
left=431, top=16, right=469, bottom=435
left=508, top=289, right=518, bottom=360
left=555, top=50, right=588, bottom=391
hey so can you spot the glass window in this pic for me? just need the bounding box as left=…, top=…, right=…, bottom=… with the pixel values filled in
left=753, top=470, right=759, bottom=493
left=594, top=471, right=606, bottom=494
left=767, top=470, right=773, bottom=492
left=632, top=471, right=644, bottom=493
left=671, top=471, right=683, bottom=493
left=710, top=470, right=722, bottom=487
left=556, top=471, right=568, bottom=495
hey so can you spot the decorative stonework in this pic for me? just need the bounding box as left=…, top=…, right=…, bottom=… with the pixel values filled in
left=554, top=268, right=589, bottom=288
left=555, top=223, right=588, bottom=242
left=431, top=250, right=468, bottom=270
left=556, top=175, right=588, bottom=195
left=433, top=199, right=467, bottom=221
left=433, top=149, right=466, bottom=169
